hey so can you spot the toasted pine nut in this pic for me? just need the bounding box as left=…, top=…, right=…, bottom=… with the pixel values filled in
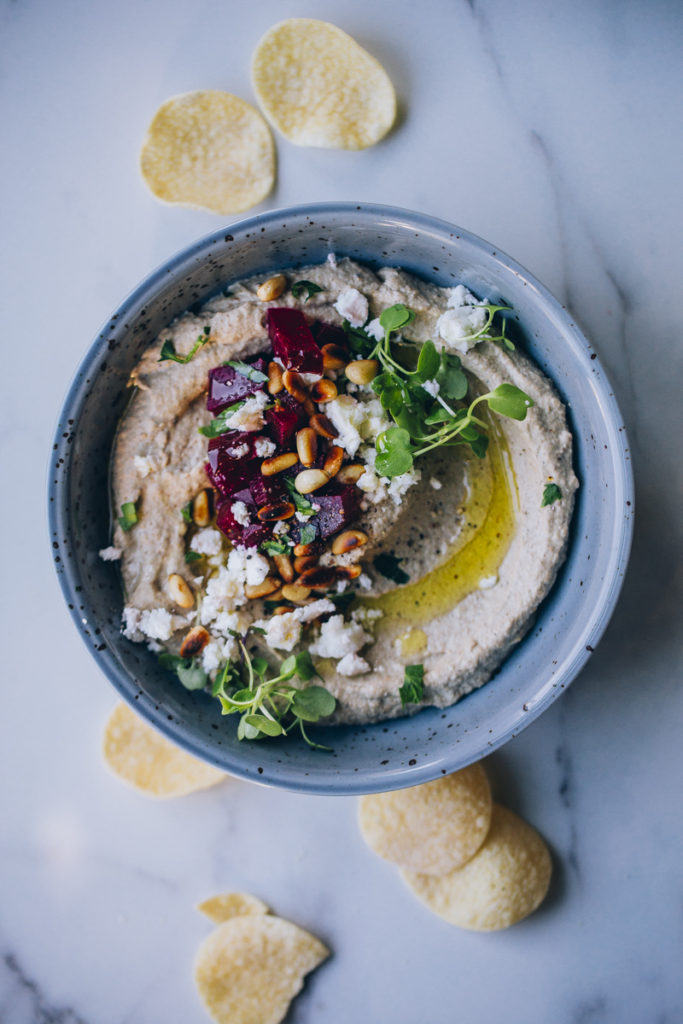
left=267, top=360, right=284, bottom=395
left=281, top=583, right=312, bottom=604
left=303, top=397, right=316, bottom=416
left=323, top=445, right=344, bottom=479
left=257, top=501, right=295, bottom=522
left=295, top=468, right=329, bottom=494
left=311, top=378, right=338, bottom=403
left=331, top=529, right=369, bottom=555
left=336, top=564, right=362, bottom=581
left=345, top=359, right=380, bottom=386
left=294, top=555, right=318, bottom=574
left=267, top=587, right=284, bottom=603
left=296, top=427, right=317, bottom=467
left=309, top=413, right=338, bottom=439
left=321, top=343, right=348, bottom=370
left=192, top=489, right=211, bottom=527
left=293, top=542, right=317, bottom=557
left=273, top=605, right=293, bottom=615
left=168, top=573, right=194, bottom=609
left=336, top=463, right=366, bottom=485
left=245, top=576, right=281, bottom=600
left=257, top=274, right=286, bottom=302
left=297, top=566, right=338, bottom=590
left=261, top=452, right=298, bottom=476
left=283, top=369, right=308, bottom=404
left=273, top=552, right=295, bottom=583
left=179, top=625, right=210, bottom=659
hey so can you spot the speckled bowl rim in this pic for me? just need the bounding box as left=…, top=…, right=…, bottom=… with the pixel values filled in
left=49, top=202, right=634, bottom=794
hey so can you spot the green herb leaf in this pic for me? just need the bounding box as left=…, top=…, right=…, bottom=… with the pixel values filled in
left=399, top=664, right=424, bottom=706
left=184, top=549, right=202, bottom=564
left=485, top=383, right=534, bottom=421
left=292, top=685, right=336, bottom=722
left=223, top=360, right=268, bottom=383
left=373, top=552, right=410, bottom=585
left=541, top=482, right=562, bottom=507
left=177, top=660, right=209, bottom=691
left=279, top=655, right=297, bottom=681
left=243, top=714, right=283, bottom=737
left=342, top=320, right=376, bottom=358
left=198, top=401, right=246, bottom=438
left=375, top=427, right=414, bottom=478
left=293, top=650, right=319, bottom=681
left=379, top=303, right=416, bottom=336
left=298, top=523, right=317, bottom=546
left=181, top=501, right=193, bottom=524
left=416, top=340, right=440, bottom=382
left=259, top=538, right=291, bottom=555
left=284, top=476, right=314, bottom=517
left=437, top=351, right=468, bottom=400
left=292, top=280, right=323, bottom=302
left=159, top=331, right=210, bottom=365
left=118, top=500, right=139, bottom=532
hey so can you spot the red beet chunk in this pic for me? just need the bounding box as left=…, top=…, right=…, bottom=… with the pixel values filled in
left=205, top=432, right=259, bottom=496
left=249, top=472, right=286, bottom=508
left=266, top=308, right=322, bottom=374
left=265, top=393, right=307, bottom=446
left=312, top=322, right=348, bottom=349
left=311, top=485, right=362, bottom=540
left=216, top=499, right=270, bottom=548
left=207, top=358, right=267, bottom=413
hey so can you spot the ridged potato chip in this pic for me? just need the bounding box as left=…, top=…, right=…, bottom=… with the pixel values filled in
left=197, top=892, right=270, bottom=925
left=194, top=914, right=329, bottom=1024
left=359, top=763, right=492, bottom=874
left=140, top=90, right=275, bottom=214
left=251, top=19, right=396, bottom=150
left=401, top=804, right=552, bottom=931
left=102, top=703, right=225, bottom=797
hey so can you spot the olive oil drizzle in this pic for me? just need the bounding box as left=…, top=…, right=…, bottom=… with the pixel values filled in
left=364, top=426, right=518, bottom=631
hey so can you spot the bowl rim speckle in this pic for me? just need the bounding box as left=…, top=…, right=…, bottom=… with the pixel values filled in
left=48, top=202, right=634, bottom=794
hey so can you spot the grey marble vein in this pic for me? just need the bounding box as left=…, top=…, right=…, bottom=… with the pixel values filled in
left=0, top=954, right=89, bottom=1024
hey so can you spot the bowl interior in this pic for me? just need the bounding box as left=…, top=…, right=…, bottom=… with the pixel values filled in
left=49, top=203, right=633, bottom=794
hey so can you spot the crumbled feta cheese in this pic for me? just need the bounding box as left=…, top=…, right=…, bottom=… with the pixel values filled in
left=294, top=598, right=336, bottom=623
left=226, top=442, right=249, bottom=458
left=191, top=528, right=223, bottom=557
left=200, top=566, right=243, bottom=624
left=260, top=613, right=302, bottom=652
left=387, top=466, right=421, bottom=504
left=272, top=520, right=290, bottom=537
left=139, top=608, right=174, bottom=641
left=422, top=378, right=440, bottom=397
left=230, top=501, right=251, bottom=527
left=254, top=437, right=276, bottom=458
left=327, top=252, right=338, bottom=268
left=202, top=634, right=238, bottom=675
left=430, top=477, right=443, bottom=490
left=365, top=317, right=384, bottom=342
left=334, top=287, right=369, bottom=328
left=133, top=454, right=155, bottom=478
left=437, top=287, right=488, bottom=353
left=325, top=395, right=366, bottom=456
left=122, top=606, right=143, bottom=641
left=300, top=371, right=323, bottom=385
left=336, top=652, right=371, bottom=677
left=228, top=391, right=270, bottom=431
left=479, top=574, right=498, bottom=590
left=358, top=574, right=373, bottom=591
left=245, top=552, right=270, bottom=586
left=99, top=546, right=122, bottom=562
left=351, top=607, right=383, bottom=626
left=310, top=614, right=372, bottom=659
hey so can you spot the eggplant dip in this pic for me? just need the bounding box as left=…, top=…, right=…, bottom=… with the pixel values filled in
left=105, top=257, right=577, bottom=745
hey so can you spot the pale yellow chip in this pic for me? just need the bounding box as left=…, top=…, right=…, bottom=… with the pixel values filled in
left=252, top=19, right=396, bottom=150
left=140, top=90, right=275, bottom=214
left=359, top=763, right=492, bottom=875
left=194, top=914, right=329, bottom=1024
left=197, top=892, right=270, bottom=925
left=102, top=703, right=225, bottom=798
left=401, top=804, right=552, bottom=931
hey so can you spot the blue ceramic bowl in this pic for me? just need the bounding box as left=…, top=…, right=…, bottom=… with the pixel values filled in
left=48, top=203, right=633, bottom=794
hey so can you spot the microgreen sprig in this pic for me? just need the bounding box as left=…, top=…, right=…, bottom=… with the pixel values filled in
left=159, top=325, right=211, bottom=364
left=212, top=630, right=336, bottom=750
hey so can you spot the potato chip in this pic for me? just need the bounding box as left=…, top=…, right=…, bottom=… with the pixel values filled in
left=358, top=763, right=492, bottom=875
left=102, top=703, right=225, bottom=797
left=197, top=892, right=270, bottom=925
left=140, top=90, right=275, bottom=214
left=401, top=804, right=552, bottom=931
left=251, top=19, right=396, bottom=150
left=194, top=914, right=329, bottom=1024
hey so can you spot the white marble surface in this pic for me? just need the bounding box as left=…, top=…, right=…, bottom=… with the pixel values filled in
left=2, top=0, right=682, bottom=1021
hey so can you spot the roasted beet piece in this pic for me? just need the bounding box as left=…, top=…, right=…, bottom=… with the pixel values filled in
left=266, top=308, right=322, bottom=374
left=205, top=432, right=260, bottom=496
left=312, top=485, right=362, bottom=539
left=249, top=472, right=286, bottom=508
left=265, top=392, right=307, bottom=446
left=312, top=322, right=348, bottom=349
left=207, top=357, right=267, bottom=413
left=216, top=499, right=270, bottom=548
